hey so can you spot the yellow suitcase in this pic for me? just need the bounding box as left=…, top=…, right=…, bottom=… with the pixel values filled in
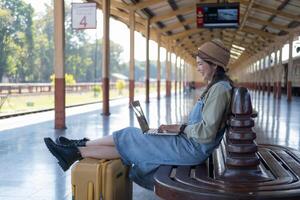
left=71, top=158, right=132, bottom=200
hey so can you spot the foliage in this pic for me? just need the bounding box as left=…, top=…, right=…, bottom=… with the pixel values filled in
left=134, top=60, right=166, bottom=81
left=92, top=85, right=101, bottom=93
left=50, top=73, right=76, bottom=85
left=0, top=0, right=34, bottom=82
left=65, top=74, right=76, bottom=85
left=33, top=3, right=54, bottom=82
left=115, top=79, right=125, bottom=94
left=0, top=1, right=161, bottom=84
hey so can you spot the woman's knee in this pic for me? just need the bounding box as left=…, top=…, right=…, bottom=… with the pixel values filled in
left=117, top=127, right=141, bottom=134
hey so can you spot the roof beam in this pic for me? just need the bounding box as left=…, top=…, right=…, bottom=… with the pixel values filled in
left=150, top=4, right=195, bottom=24
left=234, top=0, right=293, bottom=69
left=242, top=26, right=277, bottom=39
left=239, top=0, right=255, bottom=30
left=110, top=0, right=165, bottom=11
left=169, top=28, right=205, bottom=40
left=110, top=0, right=129, bottom=10
left=247, top=16, right=289, bottom=31
left=223, top=31, right=265, bottom=54
left=130, top=0, right=164, bottom=11
left=249, top=3, right=300, bottom=21
left=223, top=40, right=258, bottom=55
left=159, top=17, right=195, bottom=33
left=182, top=38, right=210, bottom=49
left=223, top=30, right=260, bottom=43
left=228, top=37, right=264, bottom=52
left=233, top=0, right=254, bottom=54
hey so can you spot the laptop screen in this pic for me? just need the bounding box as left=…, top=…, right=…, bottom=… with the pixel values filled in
left=131, top=101, right=150, bottom=133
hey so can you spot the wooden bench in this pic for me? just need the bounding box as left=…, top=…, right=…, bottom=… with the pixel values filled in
left=154, top=87, right=300, bottom=200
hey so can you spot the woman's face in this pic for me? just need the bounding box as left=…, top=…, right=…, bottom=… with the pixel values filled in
left=196, top=57, right=216, bottom=81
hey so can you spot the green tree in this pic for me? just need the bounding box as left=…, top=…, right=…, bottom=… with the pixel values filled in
left=0, top=0, right=34, bottom=82
left=110, top=41, right=125, bottom=73
left=0, top=7, right=13, bottom=82
left=1, top=1, right=130, bottom=84
left=33, top=3, right=54, bottom=82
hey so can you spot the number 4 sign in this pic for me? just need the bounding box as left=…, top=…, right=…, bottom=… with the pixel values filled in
left=72, top=3, right=97, bottom=29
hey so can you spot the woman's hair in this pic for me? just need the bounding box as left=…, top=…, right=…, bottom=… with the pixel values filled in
left=200, top=61, right=234, bottom=99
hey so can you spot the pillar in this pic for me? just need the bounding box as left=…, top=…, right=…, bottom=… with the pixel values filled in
left=102, top=0, right=110, bottom=115
left=287, top=34, right=293, bottom=101
left=262, top=56, right=267, bottom=92
left=54, top=0, right=66, bottom=129
left=254, top=64, right=260, bottom=91
left=145, top=19, right=150, bottom=103
left=175, top=55, right=178, bottom=95
left=166, top=48, right=171, bottom=96
left=157, top=35, right=161, bottom=99
left=129, top=10, right=135, bottom=104
left=273, top=48, right=278, bottom=98
left=267, top=52, right=271, bottom=96
left=257, top=60, right=261, bottom=91
left=278, top=46, right=283, bottom=99
left=183, top=60, right=186, bottom=91
left=179, top=58, right=182, bottom=93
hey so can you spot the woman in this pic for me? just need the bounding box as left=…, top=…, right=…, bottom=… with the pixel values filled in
left=44, top=39, right=233, bottom=190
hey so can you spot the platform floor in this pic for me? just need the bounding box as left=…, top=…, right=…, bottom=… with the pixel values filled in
left=0, top=90, right=299, bottom=200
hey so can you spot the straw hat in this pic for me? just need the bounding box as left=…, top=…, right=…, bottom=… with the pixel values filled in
left=197, top=39, right=230, bottom=70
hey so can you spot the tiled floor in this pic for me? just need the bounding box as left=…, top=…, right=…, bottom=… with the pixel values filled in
left=0, top=89, right=299, bottom=199
left=251, top=90, right=300, bottom=150
left=0, top=93, right=193, bottom=200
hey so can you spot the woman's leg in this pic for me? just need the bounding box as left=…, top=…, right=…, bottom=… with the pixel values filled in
left=85, top=135, right=115, bottom=146
left=79, top=146, right=120, bottom=159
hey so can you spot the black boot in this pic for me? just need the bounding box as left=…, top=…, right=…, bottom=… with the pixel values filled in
left=44, top=137, right=83, bottom=171
left=55, top=136, right=89, bottom=147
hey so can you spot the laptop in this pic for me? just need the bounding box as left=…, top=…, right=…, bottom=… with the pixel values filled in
left=131, top=100, right=179, bottom=136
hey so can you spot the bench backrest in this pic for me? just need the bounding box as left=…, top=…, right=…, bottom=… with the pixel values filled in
left=212, top=87, right=270, bottom=181
left=226, top=87, right=259, bottom=167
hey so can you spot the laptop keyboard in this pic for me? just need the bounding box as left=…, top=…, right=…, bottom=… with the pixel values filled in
left=147, top=129, right=159, bottom=134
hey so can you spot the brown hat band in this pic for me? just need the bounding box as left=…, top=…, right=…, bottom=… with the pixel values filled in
left=198, top=49, right=227, bottom=68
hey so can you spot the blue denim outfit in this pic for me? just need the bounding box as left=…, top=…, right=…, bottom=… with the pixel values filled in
left=113, top=84, right=229, bottom=190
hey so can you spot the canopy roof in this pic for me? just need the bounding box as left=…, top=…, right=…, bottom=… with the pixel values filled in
left=89, top=0, right=300, bottom=69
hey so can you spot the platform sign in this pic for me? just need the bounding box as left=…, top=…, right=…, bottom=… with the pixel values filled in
left=72, top=3, right=97, bottom=29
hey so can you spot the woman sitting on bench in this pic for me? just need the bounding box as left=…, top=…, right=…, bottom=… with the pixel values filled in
left=44, top=39, right=234, bottom=191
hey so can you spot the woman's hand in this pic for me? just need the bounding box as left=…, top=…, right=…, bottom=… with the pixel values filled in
left=158, top=124, right=181, bottom=133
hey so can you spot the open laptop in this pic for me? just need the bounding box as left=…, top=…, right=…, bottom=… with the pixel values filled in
left=131, top=100, right=179, bottom=136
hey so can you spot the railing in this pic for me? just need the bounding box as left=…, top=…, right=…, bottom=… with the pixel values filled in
left=0, top=83, right=99, bottom=95
left=0, top=81, right=166, bottom=116
left=0, top=82, right=161, bottom=95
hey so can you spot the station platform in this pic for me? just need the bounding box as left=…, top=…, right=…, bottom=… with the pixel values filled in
left=0, top=89, right=299, bottom=200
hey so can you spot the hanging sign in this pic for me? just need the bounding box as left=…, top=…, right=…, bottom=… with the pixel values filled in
left=72, top=3, right=97, bottom=29
left=196, top=6, right=204, bottom=28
